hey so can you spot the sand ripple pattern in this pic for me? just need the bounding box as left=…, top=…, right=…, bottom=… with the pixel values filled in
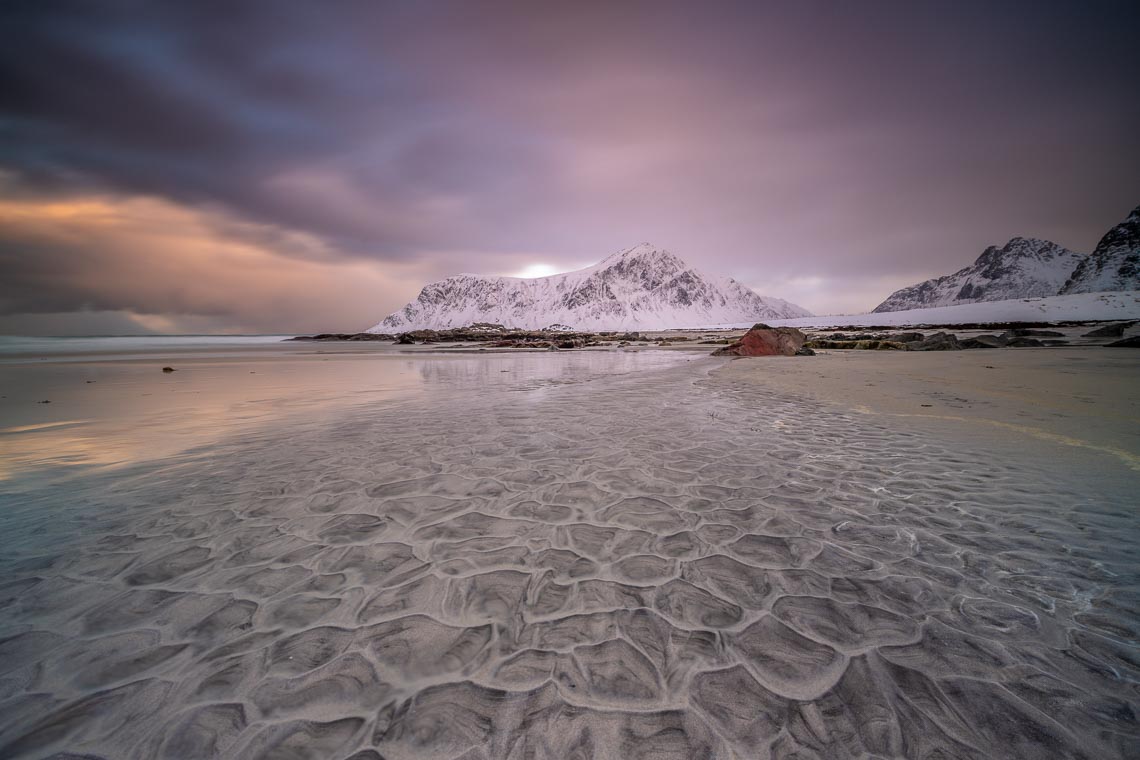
left=0, top=357, right=1137, bottom=759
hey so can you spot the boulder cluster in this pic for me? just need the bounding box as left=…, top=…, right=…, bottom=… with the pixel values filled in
left=709, top=320, right=1139, bottom=356
left=804, top=328, right=1066, bottom=351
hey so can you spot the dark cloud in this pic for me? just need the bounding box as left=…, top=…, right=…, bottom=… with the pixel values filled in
left=1, top=0, right=1138, bottom=327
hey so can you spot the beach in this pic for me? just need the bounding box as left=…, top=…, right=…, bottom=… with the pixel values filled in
left=0, top=339, right=1137, bottom=759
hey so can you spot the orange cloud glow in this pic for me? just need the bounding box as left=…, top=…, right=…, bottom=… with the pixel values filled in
left=0, top=193, right=430, bottom=333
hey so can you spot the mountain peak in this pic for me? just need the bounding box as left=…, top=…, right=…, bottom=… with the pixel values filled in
left=368, top=244, right=811, bottom=331
left=600, top=242, right=671, bottom=263
left=1061, top=202, right=1140, bottom=294
left=874, top=236, right=1083, bottom=312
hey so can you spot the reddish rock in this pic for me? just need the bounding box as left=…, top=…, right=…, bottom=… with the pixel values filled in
left=712, top=324, right=807, bottom=357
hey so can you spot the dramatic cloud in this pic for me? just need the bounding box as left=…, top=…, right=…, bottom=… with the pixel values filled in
left=0, top=190, right=431, bottom=333
left=1, top=1, right=1138, bottom=331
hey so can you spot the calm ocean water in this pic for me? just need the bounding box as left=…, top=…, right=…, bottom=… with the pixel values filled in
left=0, top=334, right=294, bottom=359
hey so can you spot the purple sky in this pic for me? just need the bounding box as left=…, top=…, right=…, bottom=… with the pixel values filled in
left=1, top=1, right=1138, bottom=334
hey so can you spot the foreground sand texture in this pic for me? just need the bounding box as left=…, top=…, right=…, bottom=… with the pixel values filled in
left=0, top=346, right=1137, bottom=759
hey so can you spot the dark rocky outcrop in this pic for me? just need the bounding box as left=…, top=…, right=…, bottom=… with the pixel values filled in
left=959, top=336, right=1005, bottom=349
left=1083, top=322, right=1134, bottom=338
left=291, top=324, right=628, bottom=348
left=905, top=332, right=961, bottom=351
left=712, top=324, right=807, bottom=357
left=806, top=339, right=907, bottom=351
left=287, top=332, right=395, bottom=341
left=1106, top=336, right=1140, bottom=348
left=1005, top=328, right=1064, bottom=337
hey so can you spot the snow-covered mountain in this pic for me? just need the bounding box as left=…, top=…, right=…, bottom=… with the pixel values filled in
left=873, top=237, right=1083, bottom=313
left=1060, top=205, right=1140, bottom=294
left=873, top=204, right=1140, bottom=313
left=369, top=243, right=812, bottom=332
left=760, top=291, right=1140, bottom=329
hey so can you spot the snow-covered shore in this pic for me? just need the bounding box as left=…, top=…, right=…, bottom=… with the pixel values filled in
left=692, top=290, right=1140, bottom=330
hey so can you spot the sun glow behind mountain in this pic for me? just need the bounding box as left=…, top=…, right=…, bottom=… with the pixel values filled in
left=510, top=264, right=564, bottom=279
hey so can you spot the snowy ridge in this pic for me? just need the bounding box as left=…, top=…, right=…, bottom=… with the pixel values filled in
left=369, top=243, right=811, bottom=332
left=873, top=238, right=1083, bottom=313
left=697, top=291, right=1140, bottom=330
left=1061, top=205, right=1140, bottom=294
left=874, top=204, right=1140, bottom=313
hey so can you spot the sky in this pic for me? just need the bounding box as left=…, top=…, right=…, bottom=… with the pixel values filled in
left=1, top=1, right=1138, bottom=334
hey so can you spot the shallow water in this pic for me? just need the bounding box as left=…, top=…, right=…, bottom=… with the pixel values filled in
left=0, top=347, right=1136, bottom=759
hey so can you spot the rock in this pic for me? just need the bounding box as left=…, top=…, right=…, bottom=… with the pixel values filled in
left=1006, top=337, right=1044, bottom=347
left=959, top=334, right=1007, bottom=349
left=1106, top=336, right=1140, bottom=347
left=161, top=367, right=176, bottom=373
left=886, top=332, right=924, bottom=343
left=905, top=332, right=961, bottom=351
left=1005, top=328, right=1064, bottom=337
left=794, top=347, right=816, bottom=356
left=1082, top=322, right=1132, bottom=338
left=394, top=334, right=415, bottom=345
left=288, top=333, right=393, bottom=341
left=805, top=339, right=906, bottom=350
left=712, top=324, right=807, bottom=357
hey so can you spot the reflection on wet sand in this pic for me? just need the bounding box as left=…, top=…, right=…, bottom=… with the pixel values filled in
left=0, top=353, right=418, bottom=482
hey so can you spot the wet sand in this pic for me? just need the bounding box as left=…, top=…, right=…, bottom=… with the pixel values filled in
left=720, top=348, right=1140, bottom=470
left=0, top=344, right=1137, bottom=759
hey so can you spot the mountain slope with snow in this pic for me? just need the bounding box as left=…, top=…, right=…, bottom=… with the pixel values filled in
left=369, top=243, right=812, bottom=332
left=873, top=237, right=1084, bottom=313
left=696, top=291, right=1140, bottom=330
left=1060, top=205, right=1140, bottom=294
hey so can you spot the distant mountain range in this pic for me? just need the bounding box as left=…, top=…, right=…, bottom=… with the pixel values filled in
left=369, top=243, right=811, bottom=332
left=874, top=204, right=1139, bottom=313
